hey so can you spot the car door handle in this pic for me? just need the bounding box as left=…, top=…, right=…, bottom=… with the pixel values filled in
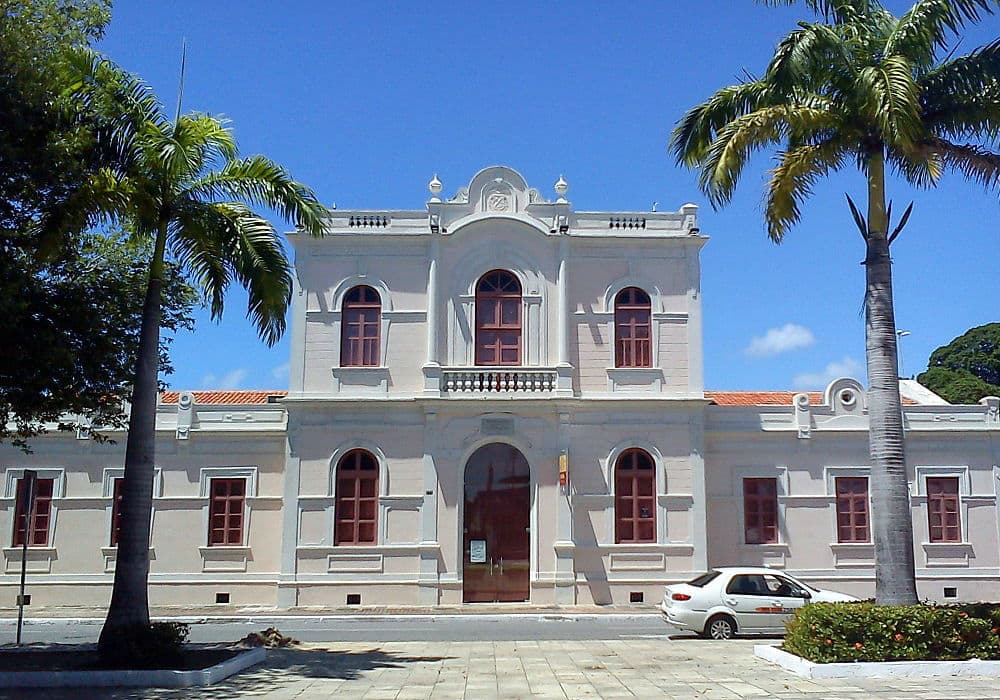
left=724, top=598, right=737, bottom=606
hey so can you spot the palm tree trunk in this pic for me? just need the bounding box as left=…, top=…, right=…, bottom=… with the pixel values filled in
left=98, top=222, right=168, bottom=654
left=865, top=149, right=918, bottom=606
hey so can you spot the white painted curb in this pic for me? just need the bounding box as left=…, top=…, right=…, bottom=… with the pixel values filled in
left=755, top=643, right=1000, bottom=679
left=0, top=646, right=265, bottom=688
left=2, top=613, right=657, bottom=625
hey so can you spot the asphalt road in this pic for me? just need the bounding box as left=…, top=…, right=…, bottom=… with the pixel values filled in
left=1, top=614, right=681, bottom=645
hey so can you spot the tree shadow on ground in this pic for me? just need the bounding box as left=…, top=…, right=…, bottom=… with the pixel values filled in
left=0, top=647, right=455, bottom=700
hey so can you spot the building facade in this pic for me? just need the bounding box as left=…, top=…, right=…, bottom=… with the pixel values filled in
left=3, top=166, right=999, bottom=609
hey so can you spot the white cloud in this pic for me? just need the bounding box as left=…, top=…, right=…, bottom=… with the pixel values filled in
left=272, top=362, right=290, bottom=381
left=200, top=368, right=248, bottom=390
left=792, top=357, right=862, bottom=390
left=745, top=323, right=816, bottom=357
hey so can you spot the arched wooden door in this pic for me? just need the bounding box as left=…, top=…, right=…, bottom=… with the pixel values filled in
left=463, top=443, right=530, bottom=603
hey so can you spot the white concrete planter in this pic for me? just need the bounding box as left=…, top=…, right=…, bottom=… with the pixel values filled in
left=0, top=646, right=265, bottom=688
left=755, top=643, right=1000, bottom=679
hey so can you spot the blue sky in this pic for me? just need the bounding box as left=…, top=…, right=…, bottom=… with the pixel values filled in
left=99, top=1, right=1000, bottom=392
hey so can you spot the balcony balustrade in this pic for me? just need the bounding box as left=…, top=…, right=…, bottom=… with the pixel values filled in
left=442, top=368, right=558, bottom=394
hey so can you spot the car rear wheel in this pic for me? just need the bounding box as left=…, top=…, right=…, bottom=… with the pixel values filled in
left=703, top=614, right=736, bottom=640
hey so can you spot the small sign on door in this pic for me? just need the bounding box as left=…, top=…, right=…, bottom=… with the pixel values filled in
left=470, top=539, right=487, bottom=563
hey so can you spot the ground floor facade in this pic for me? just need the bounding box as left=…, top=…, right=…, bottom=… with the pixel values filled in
left=2, top=382, right=999, bottom=609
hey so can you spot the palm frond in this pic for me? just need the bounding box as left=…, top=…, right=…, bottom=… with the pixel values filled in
left=922, top=137, right=1000, bottom=189
left=887, top=146, right=943, bottom=187
left=670, top=81, right=776, bottom=166
left=699, top=104, right=839, bottom=207
left=169, top=200, right=293, bottom=345
left=764, top=138, right=849, bottom=241
left=756, top=0, right=879, bottom=23
left=182, top=155, right=327, bottom=236
left=921, top=38, right=1000, bottom=139
left=765, top=21, right=856, bottom=92
left=858, top=55, right=923, bottom=145
left=887, top=0, right=996, bottom=68
left=60, top=47, right=165, bottom=172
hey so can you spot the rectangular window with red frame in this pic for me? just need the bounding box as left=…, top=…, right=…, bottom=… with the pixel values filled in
left=208, top=478, right=245, bottom=546
left=927, top=477, right=961, bottom=543
left=835, top=476, right=870, bottom=543
left=743, top=477, right=778, bottom=544
left=12, top=477, right=54, bottom=547
left=110, top=477, right=124, bottom=546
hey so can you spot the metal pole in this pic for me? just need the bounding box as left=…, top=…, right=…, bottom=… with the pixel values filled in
left=16, top=470, right=37, bottom=646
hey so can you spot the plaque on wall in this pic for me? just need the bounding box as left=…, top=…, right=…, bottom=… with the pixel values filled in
left=470, top=539, right=487, bottom=564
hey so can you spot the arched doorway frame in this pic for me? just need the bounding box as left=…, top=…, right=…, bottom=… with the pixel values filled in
left=456, top=436, right=537, bottom=601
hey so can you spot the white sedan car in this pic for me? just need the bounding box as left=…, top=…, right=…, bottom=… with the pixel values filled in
left=661, top=567, right=858, bottom=639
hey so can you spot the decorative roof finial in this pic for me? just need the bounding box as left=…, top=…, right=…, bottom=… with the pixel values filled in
left=428, top=173, right=443, bottom=202
left=554, top=174, right=568, bottom=203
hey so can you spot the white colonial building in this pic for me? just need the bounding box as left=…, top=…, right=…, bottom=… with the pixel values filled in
left=3, top=166, right=999, bottom=609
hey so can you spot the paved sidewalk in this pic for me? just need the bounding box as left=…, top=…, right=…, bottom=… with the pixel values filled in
left=5, top=638, right=999, bottom=700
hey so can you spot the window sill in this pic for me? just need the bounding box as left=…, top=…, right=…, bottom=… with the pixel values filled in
left=922, top=541, right=973, bottom=567
left=100, top=546, right=156, bottom=573
left=198, top=545, right=251, bottom=573
left=830, top=542, right=874, bottom=568
left=606, top=368, right=664, bottom=393
left=3, top=547, right=56, bottom=574
left=332, top=366, right=389, bottom=394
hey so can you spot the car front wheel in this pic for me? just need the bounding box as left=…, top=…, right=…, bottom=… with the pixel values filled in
left=703, top=614, right=736, bottom=640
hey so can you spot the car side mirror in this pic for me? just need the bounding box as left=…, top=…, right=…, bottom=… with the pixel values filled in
left=800, top=590, right=812, bottom=600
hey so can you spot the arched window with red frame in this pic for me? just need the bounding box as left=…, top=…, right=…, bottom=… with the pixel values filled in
left=341, top=286, right=381, bottom=367
left=334, top=449, right=379, bottom=545
left=614, top=287, right=651, bottom=368
left=475, top=270, right=522, bottom=366
left=615, top=448, right=656, bottom=543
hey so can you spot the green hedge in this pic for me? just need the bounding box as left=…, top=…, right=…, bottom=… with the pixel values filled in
left=783, top=602, right=1000, bottom=663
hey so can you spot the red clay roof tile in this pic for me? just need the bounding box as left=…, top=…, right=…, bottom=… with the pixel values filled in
left=160, top=390, right=287, bottom=405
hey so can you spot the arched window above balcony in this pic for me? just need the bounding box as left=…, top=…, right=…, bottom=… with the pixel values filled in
left=475, top=270, right=522, bottom=366
left=341, top=285, right=381, bottom=367
left=614, top=287, right=652, bottom=368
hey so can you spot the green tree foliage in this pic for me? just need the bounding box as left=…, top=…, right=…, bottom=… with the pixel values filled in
left=0, top=234, right=198, bottom=450
left=918, top=323, right=1000, bottom=403
left=670, top=0, right=1000, bottom=605
left=1, top=2, right=198, bottom=449
left=0, top=1, right=112, bottom=238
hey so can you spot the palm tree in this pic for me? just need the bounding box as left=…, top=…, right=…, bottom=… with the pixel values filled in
left=671, top=0, right=1000, bottom=605
left=57, top=54, right=327, bottom=654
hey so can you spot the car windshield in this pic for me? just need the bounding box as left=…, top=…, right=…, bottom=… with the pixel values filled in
left=686, top=571, right=721, bottom=587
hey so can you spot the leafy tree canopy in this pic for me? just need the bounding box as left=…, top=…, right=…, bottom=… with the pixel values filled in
left=918, top=323, right=1000, bottom=403
left=0, top=1, right=112, bottom=241
left=0, top=233, right=198, bottom=451
left=0, top=2, right=199, bottom=449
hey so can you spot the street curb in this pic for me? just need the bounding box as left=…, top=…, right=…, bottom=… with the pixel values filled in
left=755, top=643, right=1000, bottom=679
left=0, top=646, right=265, bottom=688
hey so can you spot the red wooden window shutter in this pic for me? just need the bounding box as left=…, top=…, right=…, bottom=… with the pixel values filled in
left=208, top=478, right=246, bottom=546
left=615, top=448, right=656, bottom=543
left=835, top=477, right=870, bottom=543
left=927, top=477, right=961, bottom=543
left=12, top=477, right=54, bottom=547
left=341, top=285, right=381, bottom=367
left=335, top=450, right=379, bottom=545
left=475, top=270, right=522, bottom=366
left=743, top=477, right=778, bottom=544
left=614, top=287, right=652, bottom=368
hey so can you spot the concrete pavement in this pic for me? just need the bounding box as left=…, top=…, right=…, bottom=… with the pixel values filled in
left=4, top=638, right=1000, bottom=699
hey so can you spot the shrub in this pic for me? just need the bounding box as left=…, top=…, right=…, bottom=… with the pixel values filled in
left=99, top=621, right=190, bottom=668
left=784, top=602, right=1000, bottom=663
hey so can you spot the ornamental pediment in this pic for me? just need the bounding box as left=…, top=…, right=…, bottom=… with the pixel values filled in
left=427, top=165, right=570, bottom=236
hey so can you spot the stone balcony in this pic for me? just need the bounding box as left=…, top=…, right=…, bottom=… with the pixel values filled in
left=425, top=365, right=574, bottom=397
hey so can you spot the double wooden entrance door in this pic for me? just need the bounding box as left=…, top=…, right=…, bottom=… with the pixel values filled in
left=463, top=443, right=530, bottom=603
